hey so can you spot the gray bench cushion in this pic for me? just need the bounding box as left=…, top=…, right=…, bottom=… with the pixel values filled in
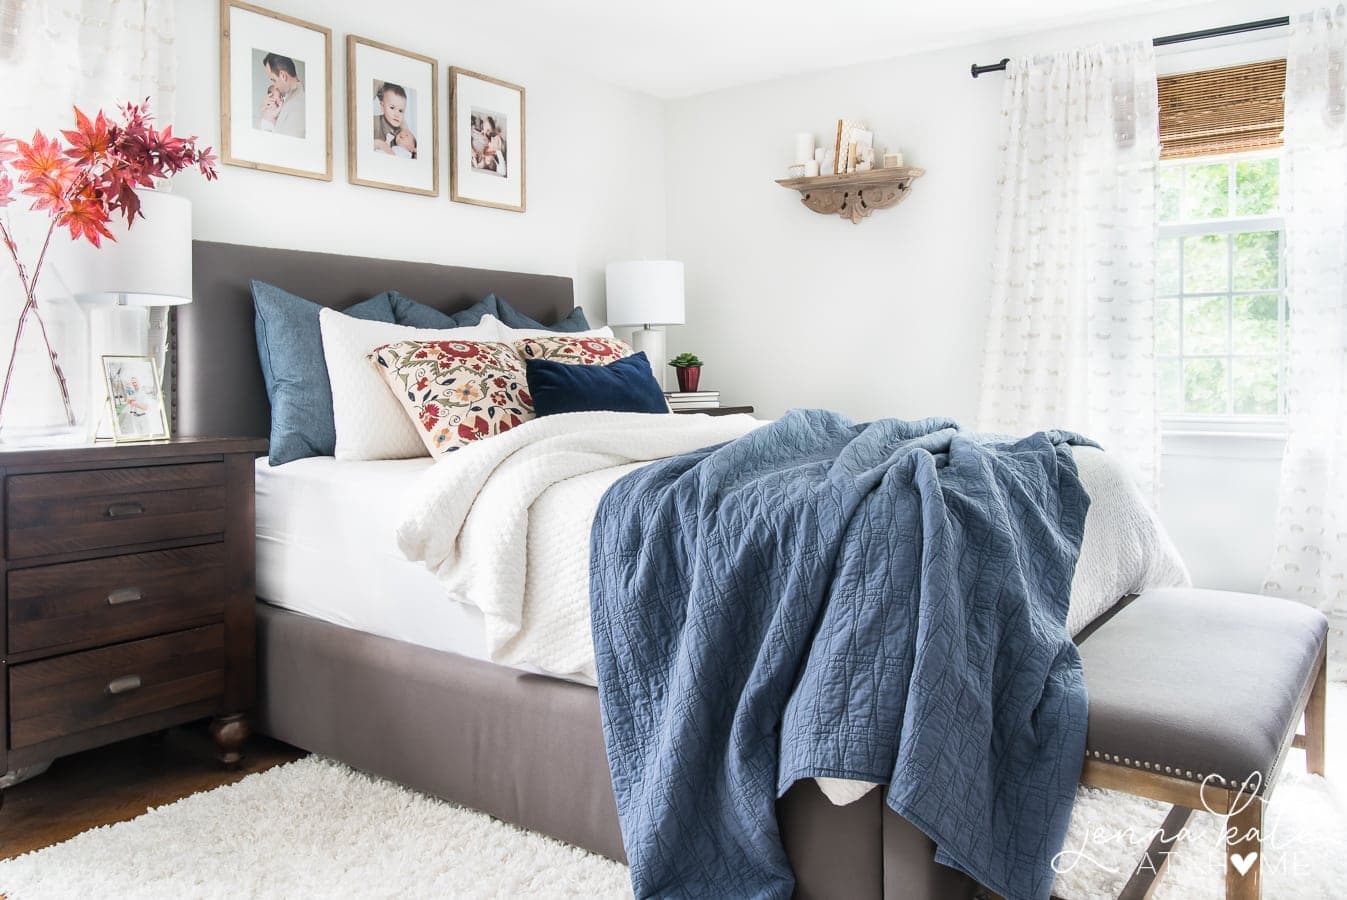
left=1079, top=588, right=1326, bottom=793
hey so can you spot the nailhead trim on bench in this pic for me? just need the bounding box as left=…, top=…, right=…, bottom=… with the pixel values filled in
left=1085, top=748, right=1234, bottom=788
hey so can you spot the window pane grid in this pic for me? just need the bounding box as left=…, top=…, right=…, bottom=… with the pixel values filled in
left=1155, top=153, right=1286, bottom=419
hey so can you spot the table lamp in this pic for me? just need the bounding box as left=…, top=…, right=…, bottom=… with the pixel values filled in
left=605, top=260, right=685, bottom=390
left=50, top=190, right=193, bottom=434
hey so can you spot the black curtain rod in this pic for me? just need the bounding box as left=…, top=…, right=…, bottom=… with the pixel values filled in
left=969, top=15, right=1291, bottom=78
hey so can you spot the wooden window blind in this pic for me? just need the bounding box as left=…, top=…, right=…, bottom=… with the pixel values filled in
left=1158, top=59, right=1286, bottom=160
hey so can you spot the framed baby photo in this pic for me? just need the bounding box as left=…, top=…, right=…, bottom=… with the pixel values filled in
left=449, top=67, right=526, bottom=212
left=347, top=36, right=439, bottom=196
left=102, top=356, right=170, bottom=443
left=219, top=0, right=333, bottom=181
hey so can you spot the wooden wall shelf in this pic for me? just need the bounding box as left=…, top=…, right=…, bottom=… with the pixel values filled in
left=776, top=166, right=925, bottom=224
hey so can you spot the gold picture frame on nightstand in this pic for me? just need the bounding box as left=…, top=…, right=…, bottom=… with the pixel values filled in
left=101, top=355, right=170, bottom=443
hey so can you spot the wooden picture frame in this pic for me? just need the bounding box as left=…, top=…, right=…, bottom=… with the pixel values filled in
left=219, top=0, right=333, bottom=181
left=101, top=356, right=171, bottom=443
left=449, top=67, right=526, bottom=212
left=346, top=36, right=439, bottom=196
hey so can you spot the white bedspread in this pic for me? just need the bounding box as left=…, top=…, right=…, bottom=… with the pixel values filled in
left=398, top=412, right=1189, bottom=685
left=398, top=412, right=763, bottom=682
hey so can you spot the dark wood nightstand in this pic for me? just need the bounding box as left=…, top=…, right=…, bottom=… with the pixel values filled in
left=0, top=437, right=266, bottom=808
left=672, top=405, right=755, bottom=417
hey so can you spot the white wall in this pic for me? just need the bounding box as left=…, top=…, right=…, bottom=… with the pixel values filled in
left=169, top=0, right=1296, bottom=591
left=662, top=0, right=1301, bottom=592
left=170, top=0, right=666, bottom=322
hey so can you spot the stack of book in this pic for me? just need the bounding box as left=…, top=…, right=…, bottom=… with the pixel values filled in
left=665, top=390, right=720, bottom=410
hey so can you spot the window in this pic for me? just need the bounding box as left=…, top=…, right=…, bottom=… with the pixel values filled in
left=1155, top=59, right=1287, bottom=424
left=1155, top=153, right=1285, bottom=419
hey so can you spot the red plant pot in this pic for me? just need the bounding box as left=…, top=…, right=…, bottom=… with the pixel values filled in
left=676, top=366, right=701, bottom=393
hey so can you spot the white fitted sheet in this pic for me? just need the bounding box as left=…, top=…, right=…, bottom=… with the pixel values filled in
left=255, top=456, right=493, bottom=662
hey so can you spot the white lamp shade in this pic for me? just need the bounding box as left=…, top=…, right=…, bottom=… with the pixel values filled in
left=605, top=260, right=685, bottom=326
left=53, top=190, right=193, bottom=306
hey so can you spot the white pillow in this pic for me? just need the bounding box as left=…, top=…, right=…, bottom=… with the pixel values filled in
left=495, top=322, right=615, bottom=341
left=320, top=310, right=503, bottom=460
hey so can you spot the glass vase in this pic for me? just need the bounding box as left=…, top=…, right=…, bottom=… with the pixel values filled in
left=0, top=294, right=92, bottom=446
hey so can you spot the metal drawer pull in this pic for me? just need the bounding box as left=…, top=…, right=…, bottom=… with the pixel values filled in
left=105, top=674, right=142, bottom=695
left=104, top=501, right=146, bottom=519
left=106, top=587, right=144, bottom=606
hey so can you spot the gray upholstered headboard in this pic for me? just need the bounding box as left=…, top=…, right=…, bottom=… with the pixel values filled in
left=175, top=241, right=575, bottom=439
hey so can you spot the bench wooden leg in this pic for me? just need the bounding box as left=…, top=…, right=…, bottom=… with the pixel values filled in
left=1225, top=793, right=1262, bottom=900
left=1305, top=652, right=1327, bottom=777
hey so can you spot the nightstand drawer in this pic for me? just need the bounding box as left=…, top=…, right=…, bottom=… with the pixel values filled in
left=7, top=544, right=227, bottom=656
left=6, top=462, right=227, bottom=558
left=8, top=624, right=226, bottom=750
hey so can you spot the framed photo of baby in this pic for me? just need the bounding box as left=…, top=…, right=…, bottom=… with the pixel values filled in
left=346, top=36, right=438, bottom=196
left=219, top=0, right=332, bottom=181
left=450, top=68, right=525, bottom=212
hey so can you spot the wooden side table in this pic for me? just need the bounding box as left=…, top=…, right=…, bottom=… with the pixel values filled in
left=0, top=436, right=266, bottom=808
left=672, top=405, right=755, bottom=417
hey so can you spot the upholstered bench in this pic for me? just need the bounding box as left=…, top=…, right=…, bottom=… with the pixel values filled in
left=1077, top=588, right=1328, bottom=900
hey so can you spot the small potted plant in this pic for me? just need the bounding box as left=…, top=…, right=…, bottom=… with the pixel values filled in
left=668, top=352, right=703, bottom=393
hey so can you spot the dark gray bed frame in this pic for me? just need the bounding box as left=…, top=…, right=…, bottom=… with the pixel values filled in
left=175, top=241, right=976, bottom=900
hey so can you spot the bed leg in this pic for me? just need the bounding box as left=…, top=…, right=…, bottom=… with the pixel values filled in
left=1305, top=652, right=1327, bottom=777
left=210, top=713, right=250, bottom=768
left=1224, top=792, right=1262, bottom=900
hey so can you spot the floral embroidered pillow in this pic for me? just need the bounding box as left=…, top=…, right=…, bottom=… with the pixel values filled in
left=368, top=339, right=534, bottom=455
left=514, top=336, right=633, bottom=367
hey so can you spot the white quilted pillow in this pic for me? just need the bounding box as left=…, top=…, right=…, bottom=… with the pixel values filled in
left=319, top=309, right=503, bottom=460
left=1066, top=446, right=1191, bottom=635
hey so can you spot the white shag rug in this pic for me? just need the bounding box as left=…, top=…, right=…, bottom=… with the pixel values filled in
left=1, top=685, right=1342, bottom=899
left=0, top=756, right=633, bottom=900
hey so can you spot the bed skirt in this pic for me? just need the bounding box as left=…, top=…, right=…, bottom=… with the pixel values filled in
left=254, top=602, right=976, bottom=899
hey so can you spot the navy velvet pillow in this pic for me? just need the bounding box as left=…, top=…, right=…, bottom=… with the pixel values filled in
left=252, top=280, right=396, bottom=465
left=525, top=352, right=668, bottom=417
left=391, top=290, right=590, bottom=332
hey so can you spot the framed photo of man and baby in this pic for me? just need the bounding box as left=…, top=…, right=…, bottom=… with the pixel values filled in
left=346, top=36, right=438, bottom=196
left=219, top=0, right=333, bottom=181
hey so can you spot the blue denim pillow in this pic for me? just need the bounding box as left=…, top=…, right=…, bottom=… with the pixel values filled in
left=252, top=280, right=396, bottom=465
left=388, top=291, right=494, bottom=328
left=525, top=352, right=668, bottom=417
left=491, top=293, right=591, bottom=332
left=390, top=291, right=591, bottom=332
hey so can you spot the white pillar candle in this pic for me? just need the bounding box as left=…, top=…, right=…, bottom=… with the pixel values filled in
left=813, top=147, right=825, bottom=166
left=804, top=160, right=820, bottom=177
left=794, top=133, right=815, bottom=165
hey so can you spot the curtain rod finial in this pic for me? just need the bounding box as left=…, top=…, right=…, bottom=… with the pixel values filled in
left=971, top=58, right=1010, bottom=79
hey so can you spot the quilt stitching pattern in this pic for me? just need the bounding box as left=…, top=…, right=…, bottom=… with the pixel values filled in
left=590, top=411, right=1093, bottom=900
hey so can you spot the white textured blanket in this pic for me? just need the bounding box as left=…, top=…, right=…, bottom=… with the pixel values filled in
left=398, top=412, right=763, bottom=681
left=397, top=413, right=1190, bottom=685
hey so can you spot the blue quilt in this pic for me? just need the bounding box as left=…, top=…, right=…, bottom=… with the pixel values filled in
left=589, top=411, right=1093, bottom=900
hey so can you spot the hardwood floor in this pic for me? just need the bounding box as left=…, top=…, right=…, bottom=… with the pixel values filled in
left=0, top=723, right=304, bottom=861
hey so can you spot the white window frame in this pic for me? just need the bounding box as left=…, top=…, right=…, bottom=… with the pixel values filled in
left=1156, top=150, right=1288, bottom=437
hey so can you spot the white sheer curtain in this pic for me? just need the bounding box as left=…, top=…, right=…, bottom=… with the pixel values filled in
left=0, top=0, right=176, bottom=130
left=978, top=43, right=1160, bottom=495
left=1265, top=7, right=1347, bottom=680
left=0, top=0, right=177, bottom=283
